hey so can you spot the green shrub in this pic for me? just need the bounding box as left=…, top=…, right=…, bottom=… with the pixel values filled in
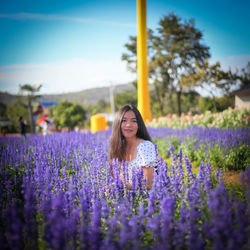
left=208, top=144, right=225, bottom=169
left=154, top=136, right=181, bottom=159
left=222, top=144, right=250, bottom=171
left=154, top=138, right=168, bottom=159
left=181, top=137, right=198, bottom=162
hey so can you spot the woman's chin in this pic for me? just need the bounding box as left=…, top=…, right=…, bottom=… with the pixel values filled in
left=123, top=133, right=136, bottom=139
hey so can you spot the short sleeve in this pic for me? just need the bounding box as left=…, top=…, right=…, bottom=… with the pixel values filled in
left=137, top=141, right=158, bottom=168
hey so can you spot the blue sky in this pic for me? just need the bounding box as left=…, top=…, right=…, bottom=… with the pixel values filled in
left=0, top=0, right=249, bottom=94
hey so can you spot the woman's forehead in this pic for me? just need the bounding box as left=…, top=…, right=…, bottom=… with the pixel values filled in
left=123, top=110, right=136, bottom=119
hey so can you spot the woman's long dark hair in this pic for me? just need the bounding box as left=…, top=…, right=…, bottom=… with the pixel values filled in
left=109, top=104, right=151, bottom=162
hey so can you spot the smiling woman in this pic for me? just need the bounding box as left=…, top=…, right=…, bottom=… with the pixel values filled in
left=109, top=104, right=159, bottom=189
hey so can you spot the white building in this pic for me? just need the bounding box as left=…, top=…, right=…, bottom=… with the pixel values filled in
left=233, top=85, right=250, bottom=109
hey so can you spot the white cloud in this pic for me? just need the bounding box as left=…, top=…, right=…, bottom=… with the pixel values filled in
left=211, top=54, right=250, bottom=71
left=1, top=54, right=249, bottom=95
left=0, top=58, right=136, bottom=94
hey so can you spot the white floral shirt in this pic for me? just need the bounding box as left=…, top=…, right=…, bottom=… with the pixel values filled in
left=126, top=140, right=158, bottom=181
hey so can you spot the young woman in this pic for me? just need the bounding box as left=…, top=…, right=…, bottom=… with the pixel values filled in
left=109, top=104, right=158, bottom=189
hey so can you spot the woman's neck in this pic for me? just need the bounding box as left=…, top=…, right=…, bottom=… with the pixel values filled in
left=125, top=136, right=138, bottom=149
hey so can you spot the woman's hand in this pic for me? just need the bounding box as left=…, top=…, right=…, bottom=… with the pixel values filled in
left=143, top=167, right=154, bottom=190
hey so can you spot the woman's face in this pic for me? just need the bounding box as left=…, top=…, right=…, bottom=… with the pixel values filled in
left=121, top=110, right=138, bottom=139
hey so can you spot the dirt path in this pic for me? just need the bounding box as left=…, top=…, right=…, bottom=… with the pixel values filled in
left=223, top=171, right=242, bottom=185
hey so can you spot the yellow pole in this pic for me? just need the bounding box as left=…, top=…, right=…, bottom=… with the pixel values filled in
left=137, top=0, right=151, bottom=122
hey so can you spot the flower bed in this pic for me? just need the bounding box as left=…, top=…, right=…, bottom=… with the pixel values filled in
left=149, top=126, right=250, bottom=171
left=148, top=108, right=250, bottom=129
left=0, top=131, right=249, bottom=249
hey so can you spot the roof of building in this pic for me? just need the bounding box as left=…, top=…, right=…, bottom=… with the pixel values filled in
left=40, top=102, right=57, bottom=107
left=232, top=84, right=250, bottom=96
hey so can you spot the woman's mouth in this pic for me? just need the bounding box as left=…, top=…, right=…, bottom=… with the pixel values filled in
left=124, top=129, right=133, bottom=132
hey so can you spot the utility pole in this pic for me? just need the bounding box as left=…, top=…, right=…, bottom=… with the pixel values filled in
left=137, top=0, right=151, bottom=121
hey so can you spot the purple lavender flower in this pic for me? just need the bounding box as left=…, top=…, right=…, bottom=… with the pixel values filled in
left=4, top=201, right=24, bottom=250
left=23, top=179, right=38, bottom=250
left=1, top=128, right=249, bottom=249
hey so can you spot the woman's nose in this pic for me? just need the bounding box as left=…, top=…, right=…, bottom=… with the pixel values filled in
left=125, top=121, right=132, bottom=126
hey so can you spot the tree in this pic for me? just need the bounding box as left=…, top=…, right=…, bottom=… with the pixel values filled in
left=19, top=84, right=42, bottom=133
left=86, top=99, right=111, bottom=115
left=153, top=14, right=210, bottom=115
left=122, top=13, right=210, bottom=116
left=198, top=95, right=234, bottom=113
left=6, top=97, right=28, bottom=132
left=0, top=102, right=7, bottom=117
left=238, top=61, right=250, bottom=87
left=218, top=61, right=250, bottom=94
left=122, top=29, right=155, bottom=89
left=122, top=29, right=169, bottom=113
left=53, top=100, right=86, bottom=130
left=114, top=89, right=137, bottom=110
left=181, top=60, right=239, bottom=111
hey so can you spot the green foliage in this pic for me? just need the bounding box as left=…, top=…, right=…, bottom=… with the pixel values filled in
left=153, top=138, right=169, bottom=158
left=207, top=144, right=225, bottom=169
left=19, top=83, right=42, bottom=96
left=224, top=183, right=246, bottom=201
left=153, top=14, right=210, bottom=115
left=6, top=97, right=29, bottom=132
left=122, top=14, right=249, bottom=116
left=87, top=99, right=111, bottom=115
left=154, top=136, right=185, bottom=159
left=198, top=97, right=215, bottom=112
left=223, top=144, right=250, bottom=171
left=182, top=91, right=200, bottom=112
left=197, top=94, right=234, bottom=113
left=0, top=102, right=7, bottom=117
left=181, top=60, right=239, bottom=105
left=238, top=61, right=250, bottom=87
left=114, top=89, right=137, bottom=110
left=181, top=137, right=198, bottom=162
left=155, top=136, right=250, bottom=171
left=215, top=96, right=234, bottom=112
left=19, top=83, right=42, bottom=133
left=122, top=13, right=210, bottom=116
left=53, top=100, right=87, bottom=130
left=150, top=90, right=200, bottom=116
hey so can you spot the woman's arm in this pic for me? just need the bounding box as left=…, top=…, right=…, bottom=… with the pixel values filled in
left=143, top=167, right=154, bottom=190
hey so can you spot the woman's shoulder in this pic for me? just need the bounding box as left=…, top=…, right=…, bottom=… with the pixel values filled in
left=137, top=140, right=158, bottom=167
left=137, top=140, right=156, bottom=151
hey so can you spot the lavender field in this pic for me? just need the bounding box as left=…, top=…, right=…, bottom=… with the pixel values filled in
left=1, top=127, right=250, bottom=250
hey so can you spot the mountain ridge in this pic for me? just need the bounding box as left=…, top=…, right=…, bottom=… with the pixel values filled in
left=0, top=83, right=135, bottom=106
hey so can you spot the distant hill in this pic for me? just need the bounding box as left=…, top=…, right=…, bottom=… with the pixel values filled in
left=0, top=92, right=25, bottom=105
left=0, top=83, right=136, bottom=106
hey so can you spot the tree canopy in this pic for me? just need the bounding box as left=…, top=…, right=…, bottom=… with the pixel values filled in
left=122, top=13, right=211, bottom=116
left=19, top=83, right=42, bottom=133
left=122, top=13, right=210, bottom=113
left=238, top=61, right=250, bottom=87
left=122, top=14, right=250, bottom=117
left=114, top=89, right=137, bottom=110
left=6, top=97, right=28, bottom=132
left=53, top=100, right=86, bottom=130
